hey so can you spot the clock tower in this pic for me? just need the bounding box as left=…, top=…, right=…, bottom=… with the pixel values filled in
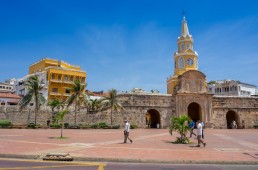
left=167, top=16, right=198, bottom=94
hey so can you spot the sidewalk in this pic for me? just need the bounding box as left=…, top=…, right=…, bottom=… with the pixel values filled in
left=0, top=128, right=258, bottom=164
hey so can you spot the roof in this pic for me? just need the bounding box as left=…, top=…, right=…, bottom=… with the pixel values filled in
left=0, top=93, right=22, bottom=99
left=180, top=17, right=190, bottom=37
left=7, top=99, right=20, bottom=103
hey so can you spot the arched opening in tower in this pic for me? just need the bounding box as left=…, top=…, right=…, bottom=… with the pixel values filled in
left=187, top=102, right=202, bottom=125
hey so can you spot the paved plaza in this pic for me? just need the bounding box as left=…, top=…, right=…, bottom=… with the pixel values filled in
left=0, top=128, right=258, bottom=164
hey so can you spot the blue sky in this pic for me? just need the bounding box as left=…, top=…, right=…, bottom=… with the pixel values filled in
left=1, top=0, right=258, bottom=93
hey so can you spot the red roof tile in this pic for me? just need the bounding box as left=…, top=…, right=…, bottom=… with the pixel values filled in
left=0, top=93, right=22, bottom=99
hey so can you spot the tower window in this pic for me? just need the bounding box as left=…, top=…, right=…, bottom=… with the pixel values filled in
left=186, top=43, right=190, bottom=50
left=181, top=44, right=184, bottom=51
left=179, top=57, right=184, bottom=68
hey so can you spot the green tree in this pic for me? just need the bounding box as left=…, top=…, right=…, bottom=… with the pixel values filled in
left=19, top=75, right=46, bottom=125
left=169, top=114, right=191, bottom=144
left=56, top=109, right=68, bottom=138
left=66, top=79, right=86, bottom=125
left=48, top=99, right=64, bottom=123
left=88, top=99, right=101, bottom=112
left=100, top=89, right=123, bottom=127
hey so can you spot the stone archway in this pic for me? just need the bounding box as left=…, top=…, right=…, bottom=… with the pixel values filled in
left=187, top=102, right=202, bottom=123
left=147, top=109, right=161, bottom=128
left=226, top=110, right=239, bottom=129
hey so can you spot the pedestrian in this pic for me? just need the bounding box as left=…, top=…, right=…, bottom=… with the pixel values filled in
left=196, top=120, right=206, bottom=147
left=189, top=120, right=196, bottom=138
left=201, top=121, right=205, bottom=139
left=146, top=113, right=151, bottom=128
left=232, top=120, right=237, bottom=129
left=47, top=119, right=50, bottom=128
left=124, top=120, right=133, bottom=143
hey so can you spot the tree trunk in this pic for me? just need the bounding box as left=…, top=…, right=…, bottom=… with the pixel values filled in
left=74, top=104, right=77, bottom=125
left=61, top=119, right=63, bottom=138
left=110, top=107, right=113, bottom=128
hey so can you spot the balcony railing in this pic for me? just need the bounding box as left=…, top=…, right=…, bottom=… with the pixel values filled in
left=50, top=79, right=62, bottom=83
left=50, top=92, right=62, bottom=96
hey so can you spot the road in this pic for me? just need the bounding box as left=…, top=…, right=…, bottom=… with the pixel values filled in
left=1, top=158, right=258, bottom=170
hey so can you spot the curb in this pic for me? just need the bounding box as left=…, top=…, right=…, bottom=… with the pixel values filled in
left=0, top=154, right=258, bottom=165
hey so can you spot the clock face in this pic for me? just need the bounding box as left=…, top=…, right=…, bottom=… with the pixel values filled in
left=186, top=58, right=194, bottom=66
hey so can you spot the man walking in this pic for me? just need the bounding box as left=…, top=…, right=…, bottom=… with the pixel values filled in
left=196, top=120, right=206, bottom=147
left=124, top=120, right=133, bottom=143
left=189, top=120, right=196, bottom=138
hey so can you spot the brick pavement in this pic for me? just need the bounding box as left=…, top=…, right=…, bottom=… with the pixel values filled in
left=0, top=128, right=258, bottom=164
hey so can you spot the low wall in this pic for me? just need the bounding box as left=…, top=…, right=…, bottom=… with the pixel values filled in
left=212, top=96, right=258, bottom=129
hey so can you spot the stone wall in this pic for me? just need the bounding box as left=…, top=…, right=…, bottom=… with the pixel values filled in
left=117, top=93, right=175, bottom=128
left=212, top=96, right=258, bottom=129
left=1, top=93, right=257, bottom=129
left=0, top=93, right=175, bottom=128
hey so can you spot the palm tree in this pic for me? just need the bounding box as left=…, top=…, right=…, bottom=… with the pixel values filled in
left=48, top=99, right=64, bottom=123
left=56, top=109, right=68, bottom=138
left=88, top=99, right=101, bottom=112
left=100, top=89, right=123, bottom=127
left=169, top=114, right=191, bottom=144
left=19, top=75, right=46, bottom=125
left=66, top=79, right=86, bottom=125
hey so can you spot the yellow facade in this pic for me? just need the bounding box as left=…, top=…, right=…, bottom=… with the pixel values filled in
left=167, top=17, right=198, bottom=94
left=29, top=58, right=86, bottom=101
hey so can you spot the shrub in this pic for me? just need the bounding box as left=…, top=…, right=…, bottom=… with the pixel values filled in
left=111, top=124, right=120, bottom=129
left=27, top=123, right=41, bottom=129
left=67, top=125, right=80, bottom=129
left=64, top=123, right=69, bottom=129
left=130, top=124, right=137, bottom=129
left=90, top=123, right=98, bottom=129
left=98, top=122, right=108, bottom=128
left=81, top=124, right=91, bottom=129
left=0, top=120, right=11, bottom=128
left=50, top=123, right=61, bottom=129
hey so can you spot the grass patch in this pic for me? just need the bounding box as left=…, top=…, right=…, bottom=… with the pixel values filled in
left=56, top=137, right=68, bottom=139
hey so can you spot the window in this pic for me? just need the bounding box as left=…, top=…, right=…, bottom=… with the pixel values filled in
left=186, top=43, right=190, bottom=50
left=175, top=61, right=176, bottom=68
left=65, top=89, right=70, bottom=94
left=81, top=78, right=85, bottom=83
left=179, top=57, right=184, bottom=68
left=70, top=76, right=73, bottom=81
left=58, top=75, right=61, bottom=80
left=64, top=75, right=68, bottom=81
left=52, top=88, right=58, bottom=92
left=181, top=43, right=184, bottom=51
left=52, top=74, right=55, bottom=79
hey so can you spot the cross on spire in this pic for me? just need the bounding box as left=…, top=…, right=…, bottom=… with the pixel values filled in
left=182, top=10, right=186, bottom=20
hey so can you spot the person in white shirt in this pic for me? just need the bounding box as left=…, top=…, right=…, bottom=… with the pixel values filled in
left=124, top=120, right=133, bottom=143
left=196, top=120, right=206, bottom=147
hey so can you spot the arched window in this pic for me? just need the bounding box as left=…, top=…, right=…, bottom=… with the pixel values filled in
left=186, top=43, right=190, bottom=50
left=181, top=43, right=184, bottom=51
left=179, top=57, right=184, bottom=68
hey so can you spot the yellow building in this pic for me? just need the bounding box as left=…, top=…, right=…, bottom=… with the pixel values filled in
left=29, top=58, right=86, bottom=101
left=167, top=17, right=198, bottom=94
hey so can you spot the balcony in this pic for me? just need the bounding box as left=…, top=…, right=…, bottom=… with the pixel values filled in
left=50, top=92, right=62, bottom=96
left=63, top=80, right=73, bottom=84
left=50, top=79, right=62, bottom=83
left=63, top=93, right=71, bottom=97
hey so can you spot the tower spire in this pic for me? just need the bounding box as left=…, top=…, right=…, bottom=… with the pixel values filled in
left=180, top=14, right=190, bottom=37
